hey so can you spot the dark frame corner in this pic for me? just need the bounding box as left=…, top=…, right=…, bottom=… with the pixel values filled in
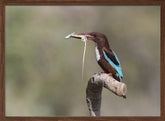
left=0, top=0, right=165, bottom=121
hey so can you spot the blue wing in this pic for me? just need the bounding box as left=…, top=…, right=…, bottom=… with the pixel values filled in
left=103, top=50, right=123, bottom=81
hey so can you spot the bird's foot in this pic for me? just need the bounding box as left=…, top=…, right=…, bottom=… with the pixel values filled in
left=94, top=72, right=112, bottom=76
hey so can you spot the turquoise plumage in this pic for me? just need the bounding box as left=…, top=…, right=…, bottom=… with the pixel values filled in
left=103, top=50, right=123, bottom=82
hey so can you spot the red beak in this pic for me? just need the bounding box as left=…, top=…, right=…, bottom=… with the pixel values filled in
left=71, top=33, right=94, bottom=40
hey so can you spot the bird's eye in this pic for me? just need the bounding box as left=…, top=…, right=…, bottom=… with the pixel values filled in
left=93, top=34, right=96, bottom=37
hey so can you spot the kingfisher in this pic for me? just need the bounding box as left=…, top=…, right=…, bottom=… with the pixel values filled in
left=70, top=32, right=123, bottom=82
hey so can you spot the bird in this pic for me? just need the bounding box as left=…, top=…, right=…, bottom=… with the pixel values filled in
left=71, top=32, right=123, bottom=82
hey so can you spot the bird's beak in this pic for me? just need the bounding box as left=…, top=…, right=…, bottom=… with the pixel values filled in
left=65, top=32, right=94, bottom=41
left=72, top=33, right=94, bottom=40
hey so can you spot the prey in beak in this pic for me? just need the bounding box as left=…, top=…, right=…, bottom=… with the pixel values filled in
left=65, top=32, right=91, bottom=82
left=65, top=32, right=93, bottom=42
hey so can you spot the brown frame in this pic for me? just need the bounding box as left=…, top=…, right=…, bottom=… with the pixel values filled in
left=0, top=0, right=164, bottom=121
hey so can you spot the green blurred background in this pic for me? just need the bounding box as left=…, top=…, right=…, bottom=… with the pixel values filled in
left=5, top=6, right=160, bottom=116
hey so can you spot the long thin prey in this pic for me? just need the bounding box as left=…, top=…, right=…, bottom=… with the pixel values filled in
left=65, top=32, right=87, bottom=81
left=82, top=40, right=86, bottom=81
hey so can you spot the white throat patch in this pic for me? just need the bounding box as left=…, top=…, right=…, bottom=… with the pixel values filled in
left=95, top=45, right=100, bottom=61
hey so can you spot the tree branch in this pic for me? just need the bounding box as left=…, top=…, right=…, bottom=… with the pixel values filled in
left=86, top=73, right=127, bottom=116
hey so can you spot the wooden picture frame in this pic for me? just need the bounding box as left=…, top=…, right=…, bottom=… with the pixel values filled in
left=0, top=0, right=165, bottom=121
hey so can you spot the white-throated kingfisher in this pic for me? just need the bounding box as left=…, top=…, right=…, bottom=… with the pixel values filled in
left=70, top=32, right=123, bottom=82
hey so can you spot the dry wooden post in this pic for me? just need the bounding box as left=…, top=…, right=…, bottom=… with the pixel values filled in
left=86, top=73, right=127, bottom=116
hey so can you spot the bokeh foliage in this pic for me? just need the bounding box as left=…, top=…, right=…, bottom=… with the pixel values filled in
left=5, top=6, right=160, bottom=116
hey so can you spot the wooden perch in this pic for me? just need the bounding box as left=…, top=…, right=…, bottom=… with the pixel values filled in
left=86, top=73, right=127, bottom=116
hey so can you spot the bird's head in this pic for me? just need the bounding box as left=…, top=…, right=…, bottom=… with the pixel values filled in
left=70, top=32, right=110, bottom=48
